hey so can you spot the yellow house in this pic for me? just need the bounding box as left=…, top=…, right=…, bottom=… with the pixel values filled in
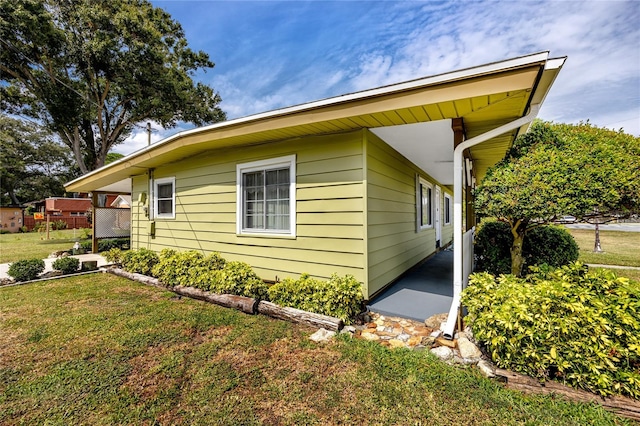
left=65, top=52, right=565, bottom=315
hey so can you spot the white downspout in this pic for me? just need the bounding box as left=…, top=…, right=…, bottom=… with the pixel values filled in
left=442, top=104, right=541, bottom=340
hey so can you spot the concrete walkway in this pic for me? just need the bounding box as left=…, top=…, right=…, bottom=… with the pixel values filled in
left=0, top=254, right=109, bottom=280
left=367, top=250, right=454, bottom=322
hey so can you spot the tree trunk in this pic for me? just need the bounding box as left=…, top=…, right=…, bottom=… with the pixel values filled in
left=593, top=221, right=604, bottom=253
left=510, top=229, right=526, bottom=277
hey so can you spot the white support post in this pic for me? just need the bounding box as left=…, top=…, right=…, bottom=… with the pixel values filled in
left=442, top=104, right=541, bottom=340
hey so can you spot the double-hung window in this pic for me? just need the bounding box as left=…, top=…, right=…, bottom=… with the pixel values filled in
left=418, top=177, right=433, bottom=229
left=154, top=177, right=176, bottom=219
left=237, top=155, right=296, bottom=236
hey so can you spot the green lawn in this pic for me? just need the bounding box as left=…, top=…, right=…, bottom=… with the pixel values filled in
left=0, top=275, right=628, bottom=425
left=567, top=229, right=640, bottom=267
left=0, top=229, right=90, bottom=263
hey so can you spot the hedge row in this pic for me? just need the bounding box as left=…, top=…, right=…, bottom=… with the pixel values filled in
left=110, top=248, right=364, bottom=323
left=462, top=262, right=640, bottom=398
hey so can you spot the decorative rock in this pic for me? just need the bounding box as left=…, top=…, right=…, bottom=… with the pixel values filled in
left=477, top=360, right=496, bottom=378
left=361, top=331, right=380, bottom=341
left=309, top=328, right=336, bottom=343
left=435, top=337, right=457, bottom=349
left=430, top=345, right=454, bottom=361
left=413, top=345, right=427, bottom=352
left=457, top=337, right=482, bottom=361
left=397, top=333, right=411, bottom=342
left=407, top=336, right=422, bottom=347
left=388, top=339, right=406, bottom=348
left=340, top=326, right=356, bottom=336
left=376, top=325, right=386, bottom=332
left=464, top=326, right=475, bottom=340
left=421, top=336, right=436, bottom=347
left=424, top=313, right=448, bottom=329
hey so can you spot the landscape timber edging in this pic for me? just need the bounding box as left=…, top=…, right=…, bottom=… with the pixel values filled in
left=106, top=267, right=344, bottom=331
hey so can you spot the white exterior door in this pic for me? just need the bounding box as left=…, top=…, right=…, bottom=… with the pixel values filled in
left=435, top=186, right=442, bottom=247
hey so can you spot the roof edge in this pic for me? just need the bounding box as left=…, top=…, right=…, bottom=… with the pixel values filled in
left=66, top=51, right=553, bottom=190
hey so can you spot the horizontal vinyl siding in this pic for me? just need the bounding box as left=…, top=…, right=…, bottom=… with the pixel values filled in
left=132, top=131, right=366, bottom=283
left=366, top=130, right=441, bottom=296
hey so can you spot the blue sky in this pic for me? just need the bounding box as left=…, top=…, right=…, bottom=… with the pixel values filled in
left=121, top=0, right=639, bottom=153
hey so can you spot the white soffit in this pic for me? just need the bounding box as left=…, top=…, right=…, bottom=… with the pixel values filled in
left=93, top=178, right=132, bottom=193
left=371, top=120, right=454, bottom=185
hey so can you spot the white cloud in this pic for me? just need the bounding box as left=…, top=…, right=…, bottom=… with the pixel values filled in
left=140, top=0, right=638, bottom=142
left=114, top=121, right=193, bottom=156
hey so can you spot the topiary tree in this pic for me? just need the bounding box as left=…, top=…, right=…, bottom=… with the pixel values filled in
left=475, top=121, right=640, bottom=276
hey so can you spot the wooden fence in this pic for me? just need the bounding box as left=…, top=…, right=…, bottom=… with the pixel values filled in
left=23, top=215, right=90, bottom=231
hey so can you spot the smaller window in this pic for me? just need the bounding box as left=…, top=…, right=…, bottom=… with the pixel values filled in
left=154, top=177, right=176, bottom=219
left=444, top=194, right=452, bottom=225
left=418, top=177, right=433, bottom=230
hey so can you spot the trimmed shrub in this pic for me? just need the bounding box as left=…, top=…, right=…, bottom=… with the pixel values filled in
left=462, top=263, right=640, bottom=398
left=524, top=226, right=579, bottom=268
left=474, top=219, right=579, bottom=275
left=122, top=248, right=159, bottom=276
left=8, top=259, right=45, bottom=281
left=52, top=257, right=80, bottom=274
left=212, top=261, right=268, bottom=300
left=103, top=248, right=124, bottom=265
left=152, top=250, right=227, bottom=290
left=268, top=273, right=364, bottom=324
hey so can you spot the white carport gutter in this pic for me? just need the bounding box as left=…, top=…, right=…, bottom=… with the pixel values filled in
left=442, top=103, right=541, bottom=340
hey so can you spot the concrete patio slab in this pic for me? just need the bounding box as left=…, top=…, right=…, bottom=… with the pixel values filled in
left=367, top=250, right=453, bottom=322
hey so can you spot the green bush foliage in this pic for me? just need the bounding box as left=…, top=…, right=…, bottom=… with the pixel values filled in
left=121, top=248, right=159, bottom=276
left=475, top=220, right=579, bottom=275
left=52, top=257, right=80, bottom=274
left=462, top=263, right=640, bottom=398
left=8, top=259, right=45, bottom=281
left=268, top=273, right=364, bottom=324
left=152, top=250, right=224, bottom=290
left=51, top=220, right=67, bottom=230
left=122, top=249, right=361, bottom=321
left=80, top=238, right=130, bottom=252
left=212, top=261, right=268, bottom=300
left=103, top=248, right=124, bottom=265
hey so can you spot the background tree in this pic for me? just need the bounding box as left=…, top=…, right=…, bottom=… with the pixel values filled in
left=474, top=120, right=640, bottom=276
left=0, top=115, right=77, bottom=205
left=0, top=0, right=226, bottom=174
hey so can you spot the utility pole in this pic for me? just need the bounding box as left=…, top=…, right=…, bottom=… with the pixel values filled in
left=146, top=122, right=151, bottom=146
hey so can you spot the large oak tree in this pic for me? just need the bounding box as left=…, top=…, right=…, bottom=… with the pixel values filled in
left=0, top=0, right=226, bottom=174
left=474, top=121, right=640, bottom=276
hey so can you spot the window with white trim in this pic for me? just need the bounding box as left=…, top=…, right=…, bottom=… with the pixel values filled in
left=154, top=177, right=175, bottom=219
left=418, top=177, right=433, bottom=229
left=444, top=193, right=452, bottom=225
left=237, top=155, right=296, bottom=236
